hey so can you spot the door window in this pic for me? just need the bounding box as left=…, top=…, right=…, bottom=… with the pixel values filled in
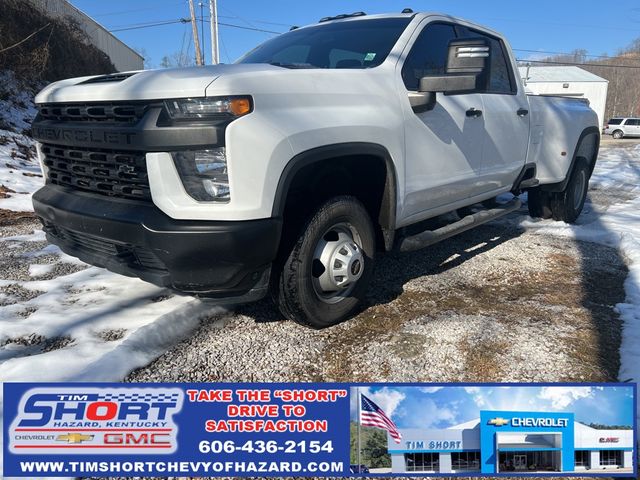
left=401, top=23, right=457, bottom=90
left=457, top=26, right=516, bottom=94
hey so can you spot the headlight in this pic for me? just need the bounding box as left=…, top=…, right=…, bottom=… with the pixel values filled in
left=172, top=148, right=230, bottom=202
left=164, top=96, right=252, bottom=120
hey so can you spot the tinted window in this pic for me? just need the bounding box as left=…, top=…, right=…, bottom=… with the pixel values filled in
left=458, top=26, right=514, bottom=94
left=237, top=18, right=411, bottom=69
left=402, top=23, right=457, bottom=90
left=607, top=118, right=623, bottom=125
left=626, top=119, right=640, bottom=126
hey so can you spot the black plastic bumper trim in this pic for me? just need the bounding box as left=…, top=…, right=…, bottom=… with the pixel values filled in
left=33, top=185, right=282, bottom=298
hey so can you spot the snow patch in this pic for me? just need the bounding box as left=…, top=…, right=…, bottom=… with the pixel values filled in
left=522, top=143, right=640, bottom=418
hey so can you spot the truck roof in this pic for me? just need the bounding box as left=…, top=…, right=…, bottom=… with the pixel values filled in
left=302, top=11, right=502, bottom=39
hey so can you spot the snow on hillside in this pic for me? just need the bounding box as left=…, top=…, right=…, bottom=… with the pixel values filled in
left=0, top=70, right=42, bottom=211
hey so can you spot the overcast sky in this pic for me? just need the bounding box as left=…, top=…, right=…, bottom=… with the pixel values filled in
left=69, top=0, right=640, bottom=68
left=350, top=385, right=635, bottom=429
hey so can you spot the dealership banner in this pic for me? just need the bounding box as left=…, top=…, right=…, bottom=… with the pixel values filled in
left=2, top=382, right=637, bottom=477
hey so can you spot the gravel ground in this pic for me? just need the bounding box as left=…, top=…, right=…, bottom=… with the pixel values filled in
left=2, top=151, right=633, bottom=480
left=126, top=216, right=626, bottom=385
left=1, top=182, right=625, bottom=387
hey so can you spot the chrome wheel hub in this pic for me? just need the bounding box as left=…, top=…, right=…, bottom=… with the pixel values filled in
left=312, top=224, right=364, bottom=303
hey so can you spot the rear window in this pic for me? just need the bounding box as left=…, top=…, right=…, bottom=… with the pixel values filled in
left=627, top=119, right=640, bottom=126
left=608, top=118, right=623, bottom=125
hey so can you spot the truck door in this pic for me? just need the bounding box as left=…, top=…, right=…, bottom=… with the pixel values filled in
left=400, top=21, right=487, bottom=224
left=457, top=26, right=530, bottom=189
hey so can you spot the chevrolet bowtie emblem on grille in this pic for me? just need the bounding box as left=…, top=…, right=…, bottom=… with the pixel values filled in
left=488, top=417, right=510, bottom=427
left=56, top=433, right=94, bottom=444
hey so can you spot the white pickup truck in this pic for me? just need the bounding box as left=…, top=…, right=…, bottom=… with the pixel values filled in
left=31, top=10, right=599, bottom=328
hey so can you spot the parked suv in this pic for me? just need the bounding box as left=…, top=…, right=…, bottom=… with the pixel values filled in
left=604, top=118, right=640, bottom=139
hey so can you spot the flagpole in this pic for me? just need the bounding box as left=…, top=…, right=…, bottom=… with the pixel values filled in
left=357, top=387, right=361, bottom=471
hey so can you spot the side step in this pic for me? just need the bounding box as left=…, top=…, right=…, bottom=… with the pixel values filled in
left=397, top=198, right=522, bottom=253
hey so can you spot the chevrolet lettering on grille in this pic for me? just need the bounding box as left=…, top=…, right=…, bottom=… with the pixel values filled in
left=32, top=126, right=137, bottom=146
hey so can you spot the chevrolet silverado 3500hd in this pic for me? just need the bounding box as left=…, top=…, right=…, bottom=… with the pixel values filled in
left=31, top=11, right=600, bottom=328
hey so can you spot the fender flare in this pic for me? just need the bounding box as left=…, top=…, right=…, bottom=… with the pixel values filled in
left=271, top=142, right=398, bottom=251
left=541, top=126, right=600, bottom=193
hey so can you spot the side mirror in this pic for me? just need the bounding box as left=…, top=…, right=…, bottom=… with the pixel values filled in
left=410, top=37, right=490, bottom=113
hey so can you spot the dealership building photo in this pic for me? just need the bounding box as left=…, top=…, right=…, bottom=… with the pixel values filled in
left=388, top=410, right=634, bottom=474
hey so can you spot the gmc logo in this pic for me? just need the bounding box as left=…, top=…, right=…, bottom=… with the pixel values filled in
left=104, top=433, right=170, bottom=445
left=599, top=437, right=620, bottom=443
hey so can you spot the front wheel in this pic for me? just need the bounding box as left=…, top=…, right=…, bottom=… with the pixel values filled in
left=273, top=196, right=375, bottom=328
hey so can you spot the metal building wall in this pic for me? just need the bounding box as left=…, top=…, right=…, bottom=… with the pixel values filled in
left=524, top=81, right=609, bottom=129
left=26, top=0, right=144, bottom=72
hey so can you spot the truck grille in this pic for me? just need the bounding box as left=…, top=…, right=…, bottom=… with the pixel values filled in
left=41, top=143, right=151, bottom=201
left=37, top=102, right=148, bottom=123
left=43, top=222, right=167, bottom=272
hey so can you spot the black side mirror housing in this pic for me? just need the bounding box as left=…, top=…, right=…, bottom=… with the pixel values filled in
left=411, top=37, right=490, bottom=112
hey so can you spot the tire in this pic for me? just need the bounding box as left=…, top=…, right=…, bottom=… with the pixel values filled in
left=612, top=130, right=624, bottom=139
left=273, top=195, right=375, bottom=328
left=527, top=187, right=552, bottom=219
left=549, top=158, right=590, bottom=223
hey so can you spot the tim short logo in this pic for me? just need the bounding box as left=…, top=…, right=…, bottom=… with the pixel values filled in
left=9, top=387, right=184, bottom=455
left=488, top=417, right=510, bottom=427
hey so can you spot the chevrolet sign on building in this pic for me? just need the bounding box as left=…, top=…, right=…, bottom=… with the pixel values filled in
left=388, top=410, right=634, bottom=474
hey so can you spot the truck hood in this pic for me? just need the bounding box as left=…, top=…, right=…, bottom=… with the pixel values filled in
left=35, top=64, right=284, bottom=104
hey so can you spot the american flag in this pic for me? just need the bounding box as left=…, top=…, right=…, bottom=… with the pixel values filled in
left=360, top=394, right=402, bottom=444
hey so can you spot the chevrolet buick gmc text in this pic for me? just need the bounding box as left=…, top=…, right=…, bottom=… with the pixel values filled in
left=31, top=11, right=600, bottom=328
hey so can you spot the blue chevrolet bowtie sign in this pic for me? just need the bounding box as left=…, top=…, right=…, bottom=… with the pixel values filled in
left=479, top=410, right=575, bottom=474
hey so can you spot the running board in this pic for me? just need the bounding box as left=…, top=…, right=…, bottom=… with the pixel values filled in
left=397, top=198, right=522, bottom=253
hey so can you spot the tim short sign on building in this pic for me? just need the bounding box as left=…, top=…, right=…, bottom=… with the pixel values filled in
left=405, top=440, right=462, bottom=450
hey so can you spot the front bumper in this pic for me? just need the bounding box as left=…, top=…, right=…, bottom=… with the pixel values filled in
left=33, top=185, right=282, bottom=300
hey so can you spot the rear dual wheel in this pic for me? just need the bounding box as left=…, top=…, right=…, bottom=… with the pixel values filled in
left=273, top=196, right=375, bottom=329
left=528, top=158, right=589, bottom=223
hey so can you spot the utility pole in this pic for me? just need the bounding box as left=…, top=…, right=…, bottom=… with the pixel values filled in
left=199, top=1, right=205, bottom=64
left=188, top=0, right=204, bottom=66
left=209, top=0, right=220, bottom=64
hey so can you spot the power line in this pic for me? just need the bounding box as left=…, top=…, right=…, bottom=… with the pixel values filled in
left=216, top=20, right=281, bottom=35
left=517, top=59, right=640, bottom=70
left=108, top=17, right=281, bottom=35
left=514, top=48, right=640, bottom=64
left=110, top=19, right=189, bottom=32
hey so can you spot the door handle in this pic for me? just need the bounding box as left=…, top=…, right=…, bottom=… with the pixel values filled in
left=466, top=108, right=482, bottom=118
left=517, top=108, right=529, bottom=117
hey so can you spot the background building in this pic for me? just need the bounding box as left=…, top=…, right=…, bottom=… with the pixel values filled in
left=26, top=0, right=143, bottom=71
left=519, top=66, right=609, bottom=129
left=388, top=410, right=634, bottom=474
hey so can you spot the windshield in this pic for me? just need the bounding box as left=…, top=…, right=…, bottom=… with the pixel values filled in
left=237, top=18, right=412, bottom=69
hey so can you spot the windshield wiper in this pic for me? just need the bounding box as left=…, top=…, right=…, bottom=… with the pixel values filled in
left=268, top=61, right=316, bottom=69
